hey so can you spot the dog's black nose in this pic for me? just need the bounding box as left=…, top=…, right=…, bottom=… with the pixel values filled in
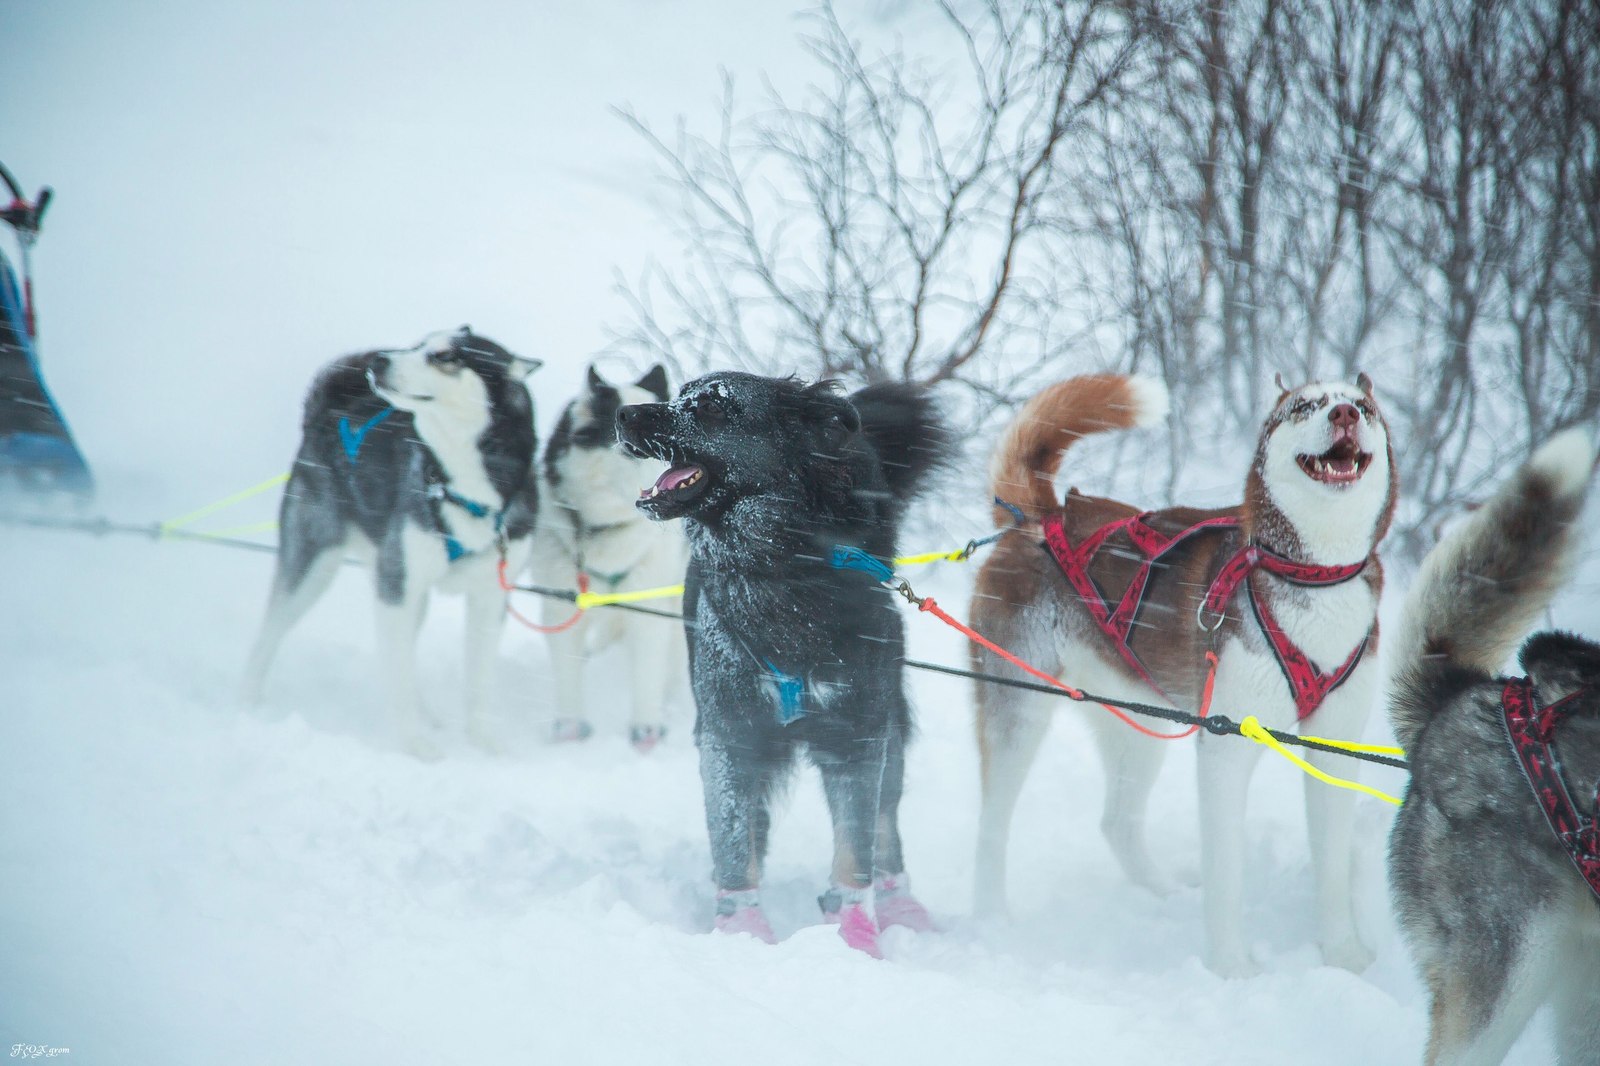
left=617, top=405, right=642, bottom=428
left=371, top=353, right=390, bottom=375
left=1330, top=403, right=1359, bottom=429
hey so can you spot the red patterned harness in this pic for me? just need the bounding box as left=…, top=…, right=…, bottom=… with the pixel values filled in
left=1041, top=512, right=1370, bottom=719
left=1500, top=678, right=1600, bottom=902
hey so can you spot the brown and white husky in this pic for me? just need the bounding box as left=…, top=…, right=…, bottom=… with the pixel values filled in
left=971, top=373, right=1397, bottom=976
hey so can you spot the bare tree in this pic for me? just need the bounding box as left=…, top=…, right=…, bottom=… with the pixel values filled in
left=611, top=0, right=1148, bottom=415
left=610, top=0, right=1598, bottom=559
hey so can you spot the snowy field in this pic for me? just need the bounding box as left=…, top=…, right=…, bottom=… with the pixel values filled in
left=3, top=2, right=1598, bottom=1062
left=5, top=497, right=1595, bottom=1064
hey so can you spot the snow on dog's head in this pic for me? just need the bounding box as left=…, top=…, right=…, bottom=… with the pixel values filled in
left=1252, top=374, right=1396, bottom=564
left=615, top=371, right=863, bottom=523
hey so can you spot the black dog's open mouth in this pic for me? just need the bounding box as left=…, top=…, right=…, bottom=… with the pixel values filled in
left=1297, top=438, right=1372, bottom=485
left=641, top=463, right=708, bottom=504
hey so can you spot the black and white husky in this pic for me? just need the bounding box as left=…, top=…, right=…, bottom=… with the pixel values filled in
left=617, top=372, right=953, bottom=958
left=242, top=327, right=542, bottom=757
left=527, top=364, right=688, bottom=750
left=1389, top=428, right=1598, bottom=1065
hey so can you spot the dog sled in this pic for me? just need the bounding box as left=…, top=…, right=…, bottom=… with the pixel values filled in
left=0, top=160, right=93, bottom=500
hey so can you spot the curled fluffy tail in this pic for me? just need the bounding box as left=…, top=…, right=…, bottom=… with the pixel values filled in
left=852, top=382, right=954, bottom=504
left=1390, top=428, right=1597, bottom=749
left=988, top=373, right=1169, bottom=524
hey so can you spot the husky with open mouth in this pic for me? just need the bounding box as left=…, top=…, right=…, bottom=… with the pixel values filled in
left=1389, top=428, right=1598, bottom=1065
left=971, top=372, right=1397, bottom=976
left=527, top=364, right=688, bottom=750
left=616, top=371, right=952, bottom=957
left=242, top=327, right=541, bottom=757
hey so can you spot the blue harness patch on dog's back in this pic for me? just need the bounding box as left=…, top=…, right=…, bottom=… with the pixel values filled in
left=339, top=406, right=396, bottom=461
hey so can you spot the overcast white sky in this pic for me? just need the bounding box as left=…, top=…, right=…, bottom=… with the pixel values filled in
left=1, top=0, right=916, bottom=508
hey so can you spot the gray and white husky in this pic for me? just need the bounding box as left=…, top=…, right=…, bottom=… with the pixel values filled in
left=527, top=364, right=688, bottom=750
left=1389, top=427, right=1599, bottom=1065
left=242, top=327, right=542, bottom=757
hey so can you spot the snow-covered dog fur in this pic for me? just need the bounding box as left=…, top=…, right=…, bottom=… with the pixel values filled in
left=1389, top=428, right=1598, bottom=1065
left=616, top=372, right=952, bottom=955
left=242, top=327, right=541, bottom=757
left=972, top=373, right=1397, bottom=975
left=528, top=364, right=688, bottom=750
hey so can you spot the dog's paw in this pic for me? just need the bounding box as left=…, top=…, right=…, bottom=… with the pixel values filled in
left=550, top=718, right=594, bottom=744
left=1320, top=936, right=1375, bottom=974
left=825, top=902, right=883, bottom=959
left=629, top=724, right=667, bottom=754
left=714, top=889, right=777, bottom=944
left=1203, top=946, right=1262, bottom=979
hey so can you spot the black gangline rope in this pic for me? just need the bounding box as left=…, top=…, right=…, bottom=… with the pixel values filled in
left=3, top=511, right=1411, bottom=772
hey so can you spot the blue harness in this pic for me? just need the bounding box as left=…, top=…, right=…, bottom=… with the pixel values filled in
left=340, top=405, right=501, bottom=563
left=338, top=407, right=395, bottom=461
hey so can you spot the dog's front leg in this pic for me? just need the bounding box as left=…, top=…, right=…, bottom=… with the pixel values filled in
left=1301, top=680, right=1377, bottom=972
left=462, top=578, right=507, bottom=753
left=625, top=616, right=672, bottom=751
left=699, top=728, right=780, bottom=944
left=814, top=732, right=888, bottom=957
left=375, top=546, right=438, bottom=760
left=1197, top=729, right=1266, bottom=976
left=544, top=603, right=591, bottom=743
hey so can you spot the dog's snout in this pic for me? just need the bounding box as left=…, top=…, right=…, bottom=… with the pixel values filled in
left=371, top=353, right=391, bottom=376
left=1330, top=403, right=1359, bottom=430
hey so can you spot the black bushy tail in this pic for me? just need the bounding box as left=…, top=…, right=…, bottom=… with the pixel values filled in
left=851, top=382, right=954, bottom=504
left=1390, top=428, right=1597, bottom=750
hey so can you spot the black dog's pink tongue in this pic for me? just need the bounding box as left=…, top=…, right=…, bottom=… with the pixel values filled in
left=655, top=465, right=701, bottom=492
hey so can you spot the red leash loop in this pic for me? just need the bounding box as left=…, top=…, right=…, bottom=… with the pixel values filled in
left=499, top=557, right=589, bottom=633
left=917, top=596, right=1206, bottom=740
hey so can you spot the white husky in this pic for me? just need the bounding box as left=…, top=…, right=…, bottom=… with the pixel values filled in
left=527, top=365, right=688, bottom=750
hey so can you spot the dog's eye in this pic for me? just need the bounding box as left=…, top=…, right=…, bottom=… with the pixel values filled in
left=1355, top=399, right=1374, bottom=419
left=428, top=350, right=463, bottom=374
left=1289, top=398, right=1316, bottom=418
left=690, top=395, right=726, bottom=428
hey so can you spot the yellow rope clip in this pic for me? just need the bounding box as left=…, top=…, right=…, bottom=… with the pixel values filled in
left=574, top=583, right=686, bottom=610
left=1237, top=715, right=1403, bottom=806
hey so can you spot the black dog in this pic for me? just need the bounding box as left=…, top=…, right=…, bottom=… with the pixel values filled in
left=617, top=371, right=951, bottom=955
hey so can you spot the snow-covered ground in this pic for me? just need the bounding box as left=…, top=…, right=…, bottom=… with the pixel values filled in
left=5, top=494, right=1593, bottom=1064
left=5, top=2, right=1599, bottom=1061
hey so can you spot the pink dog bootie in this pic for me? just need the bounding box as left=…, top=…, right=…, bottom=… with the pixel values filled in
left=819, top=885, right=883, bottom=959
left=713, top=889, right=776, bottom=944
left=873, top=873, right=936, bottom=933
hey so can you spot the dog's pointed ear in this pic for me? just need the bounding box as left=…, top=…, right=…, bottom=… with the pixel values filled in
left=587, top=364, right=608, bottom=392
left=512, top=354, right=543, bottom=379
left=1356, top=371, right=1374, bottom=396
left=636, top=364, right=670, bottom=402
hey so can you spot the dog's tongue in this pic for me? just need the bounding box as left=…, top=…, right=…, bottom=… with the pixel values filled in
left=655, top=465, right=701, bottom=492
